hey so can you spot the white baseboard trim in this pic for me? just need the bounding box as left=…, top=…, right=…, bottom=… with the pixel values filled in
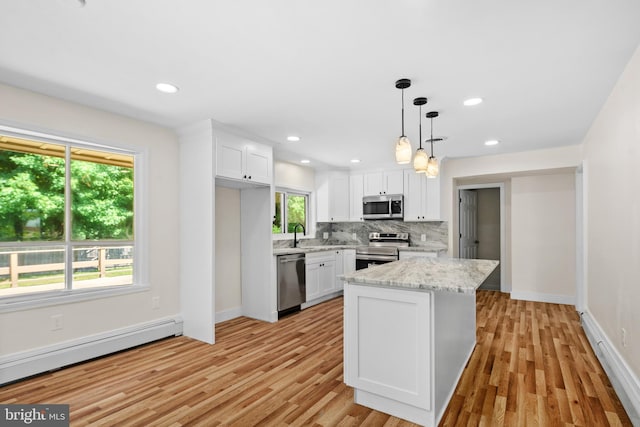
left=581, top=310, right=640, bottom=425
left=301, top=291, right=343, bottom=310
left=510, top=291, right=575, bottom=305
left=0, top=316, right=183, bottom=385
left=215, top=306, right=243, bottom=323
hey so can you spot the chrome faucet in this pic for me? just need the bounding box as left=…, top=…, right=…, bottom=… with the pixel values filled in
left=293, top=223, right=305, bottom=248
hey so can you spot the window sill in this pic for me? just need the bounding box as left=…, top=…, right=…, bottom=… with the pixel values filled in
left=0, top=284, right=150, bottom=314
left=272, top=233, right=315, bottom=241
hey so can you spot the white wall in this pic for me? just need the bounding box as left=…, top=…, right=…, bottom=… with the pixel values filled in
left=0, top=84, right=180, bottom=355
left=274, top=160, right=315, bottom=192
left=449, top=161, right=580, bottom=293
left=443, top=146, right=581, bottom=252
left=215, top=186, right=242, bottom=315
left=178, top=120, right=214, bottom=343
left=582, top=44, right=640, bottom=380
left=511, top=173, right=576, bottom=303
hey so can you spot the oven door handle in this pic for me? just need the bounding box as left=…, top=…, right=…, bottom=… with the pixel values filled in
left=355, top=254, right=397, bottom=262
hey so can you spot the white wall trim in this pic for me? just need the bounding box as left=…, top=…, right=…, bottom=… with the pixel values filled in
left=301, top=290, right=343, bottom=310
left=215, top=306, right=243, bottom=324
left=510, top=291, right=575, bottom=305
left=0, top=316, right=183, bottom=385
left=581, top=310, right=640, bottom=425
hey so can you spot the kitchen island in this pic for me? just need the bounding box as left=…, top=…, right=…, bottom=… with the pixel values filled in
left=342, top=257, right=499, bottom=427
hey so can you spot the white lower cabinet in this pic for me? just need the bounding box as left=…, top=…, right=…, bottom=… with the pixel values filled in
left=319, top=258, right=336, bottom=295
left=335, top=249, right=356, bottom=291
left=305, top=251, right=336, bottom=302
left=344, top=284, right=476, bottom=426
left=305, top=261, right=321, bottom=302
left=304, top=249, right=356, bottom=305
left=335, top=250, right=344, bottom=291
left=345, top=285, right=431, bottom=412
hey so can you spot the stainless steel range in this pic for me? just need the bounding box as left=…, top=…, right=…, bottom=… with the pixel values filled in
left=355, top=232, right=410, bottom=270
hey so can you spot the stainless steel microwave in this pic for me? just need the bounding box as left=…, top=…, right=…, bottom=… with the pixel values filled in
left=362, top=194, right=404, bottom=220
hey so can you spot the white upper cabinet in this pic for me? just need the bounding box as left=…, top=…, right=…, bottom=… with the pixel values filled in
left=245, top=145, right=272, bottom=184
left=316, top=171, right=350, bottom=222
left=363, top=171, right=404, bottom=196
left=329, top=174, right=350, bottom=222
left=403, top=170, right=441, bottom=221
left=350, top=174, right=364, bottom=221
left=424, top=174, right=441, bottom=220
left=215, top=131, right=272, bottom=185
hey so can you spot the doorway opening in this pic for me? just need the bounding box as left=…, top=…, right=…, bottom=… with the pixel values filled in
left=458, top=184, right=504, bottom=291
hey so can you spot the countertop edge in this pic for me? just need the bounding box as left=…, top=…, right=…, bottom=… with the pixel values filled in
left=341, top=258, right=499, bottom=294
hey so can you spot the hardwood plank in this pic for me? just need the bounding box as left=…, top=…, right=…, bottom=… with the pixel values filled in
left=0, top=291, right=632, bottom=426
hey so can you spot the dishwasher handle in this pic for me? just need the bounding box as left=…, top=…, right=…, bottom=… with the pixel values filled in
left=278, top=254, right=305, bottom=264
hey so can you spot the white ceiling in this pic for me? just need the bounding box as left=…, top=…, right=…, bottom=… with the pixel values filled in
left=1, top=0, right=639, bottom=170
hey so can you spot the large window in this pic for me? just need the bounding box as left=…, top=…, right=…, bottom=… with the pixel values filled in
left=0, top=132, right=137, bottom=300
left=272, top=190, right=308, bottom=235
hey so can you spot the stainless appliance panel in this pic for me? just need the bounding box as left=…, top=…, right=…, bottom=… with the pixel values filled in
left=277, top=253, right=306, bottom=313
left=355, top=231, right=409, bottom=270
left=362, top=194, right=404, bottom=220
left=356, top=258, right=392, bottom=270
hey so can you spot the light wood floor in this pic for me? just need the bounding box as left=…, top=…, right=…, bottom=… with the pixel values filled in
left=0, top=291, right=631, bottom=426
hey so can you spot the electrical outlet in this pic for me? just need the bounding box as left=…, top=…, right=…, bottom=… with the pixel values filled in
left=622, top=328, right=628, bottom=347
left=323, top=232, right=329, bottom=239
left=51, top=314, right=63, bottom=331
left=352, top=233, right=357, bottom=240
left=152, top=296, right=160, bottom=310
left=421, top=234, right=426, bottom=242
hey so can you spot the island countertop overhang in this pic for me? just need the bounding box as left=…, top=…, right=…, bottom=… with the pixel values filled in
left=341, top=257, right=499, bottom=294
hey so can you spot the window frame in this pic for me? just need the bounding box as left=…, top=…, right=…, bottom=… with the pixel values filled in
left=272, top=188, right=310, bottom=240
left=0, top=124, right=148, bottom=313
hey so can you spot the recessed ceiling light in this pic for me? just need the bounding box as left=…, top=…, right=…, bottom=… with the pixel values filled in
left=484, top=139, right=499, bottom=146
left=300, top=159, right=310, bottom=164
left=287, top=136, right=301, bottom=142
left=156, top=83, right=179, bottom=94
left=463, top=97, right=483, bottom=106
left=350, top=159, right=361, bottom=163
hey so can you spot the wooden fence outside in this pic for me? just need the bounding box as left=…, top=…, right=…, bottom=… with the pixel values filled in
left=0, top=247, right=132, bottom=288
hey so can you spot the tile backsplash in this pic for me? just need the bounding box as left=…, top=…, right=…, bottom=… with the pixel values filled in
left=273, top=220, right=448, bottom=248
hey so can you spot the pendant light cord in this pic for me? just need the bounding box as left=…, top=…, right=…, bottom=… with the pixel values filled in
left=418, top=105, right=423, bottom=149
left=401, top=89, right=405, bottom=137
left=429, top=116, right=434, bottom=156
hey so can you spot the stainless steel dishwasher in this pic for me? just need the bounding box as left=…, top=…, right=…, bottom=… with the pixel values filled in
left=277, top=253, right=306, bottom=317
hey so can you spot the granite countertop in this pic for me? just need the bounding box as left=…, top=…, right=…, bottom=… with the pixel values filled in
left=399, top=243, right=448, bottom=252
left=274, top=243, right=448, bottom=256
left=273, top=245, right=358, bottom=256
left=341, top=257, right=499, bottom=294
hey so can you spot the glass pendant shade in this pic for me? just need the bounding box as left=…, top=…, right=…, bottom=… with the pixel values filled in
left=413, top=148, right=428, bottom=173
left=395, top=136, right=412, bottom=164
left=426, top=156, right=439, bottom=178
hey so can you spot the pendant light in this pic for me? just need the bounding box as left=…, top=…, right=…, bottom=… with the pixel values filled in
left=412, top=97, right=428, bottom=173
left=425, top=111, right=442, bottom=178
left=394, top=79, right=412, bottom=164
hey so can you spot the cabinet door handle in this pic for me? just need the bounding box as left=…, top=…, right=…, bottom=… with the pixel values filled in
left=243, top=175, right=247, bottom=179
left=248, top=176, right=252, bottom=179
